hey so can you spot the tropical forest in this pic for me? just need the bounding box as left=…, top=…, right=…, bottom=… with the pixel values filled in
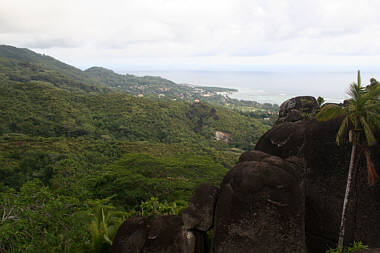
left=0, top=45, right=278, bottom=252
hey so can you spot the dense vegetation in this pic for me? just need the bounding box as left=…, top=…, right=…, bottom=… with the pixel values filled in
left=0, top=135, right=240, bottom=252
left=0, top=45, right=274, bottom=252
left=0, top=79, right=268, bottom=148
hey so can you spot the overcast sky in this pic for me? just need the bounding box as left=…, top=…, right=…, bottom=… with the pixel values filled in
left=1, top=0, right=380, bottom=71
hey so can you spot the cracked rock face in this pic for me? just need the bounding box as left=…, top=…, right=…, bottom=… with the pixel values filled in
left=110, top=216, right=191, bottom=253
left=212, top=150, right=306, bottom=253
left=255, top=116, right=380, bottom=252
left=110, top=215, right=208, bottom=253
left=277, top=96, right=319, bottom=124
left=255, top=121, right=307, bottom=158
left=182, top=183, right=219, bottom=231
left=303, top=119, right=380, bottom=252
left=279, top=96, right=318, bottom=118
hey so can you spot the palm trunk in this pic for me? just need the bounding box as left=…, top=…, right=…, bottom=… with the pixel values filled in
left=337, top=142, right=356, bottom=249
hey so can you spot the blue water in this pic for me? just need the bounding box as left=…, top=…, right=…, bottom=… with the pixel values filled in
left=127, top=71, right=380, bottom=105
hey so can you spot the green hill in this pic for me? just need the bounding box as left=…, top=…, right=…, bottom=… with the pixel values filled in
left=0, top=79, right=267, bottom=148
left=0, top=45, right=272, bottom=252
left=0, top=45, right=107, bottom=93
left=0, top=45, right=270, bottom=148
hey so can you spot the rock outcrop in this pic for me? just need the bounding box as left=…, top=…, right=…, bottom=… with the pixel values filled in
left=110, top=183, right=216, bottom=253
left=182, top=183, right=218, bottom=232
left=303, top=119, right=380, bottom=252
left=182, top=183, right=219, bottom=253
left=212, top=151, right=306, bottom=253
left=110, top=215, right=195, bottom=253
left=357, top=249, right=380, bottom=253
left=255, top=116, right=380, bottom=252
left=277, top=96, right=319, bottom=124
left=254, top=121, right=307, bottom=158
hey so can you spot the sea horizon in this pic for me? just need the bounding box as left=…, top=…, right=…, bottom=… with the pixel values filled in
left=121, top=70, right=380, bottom=105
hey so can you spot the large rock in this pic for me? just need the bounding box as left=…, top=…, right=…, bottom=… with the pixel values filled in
left=255, top=116, right=380, bottom=252
left=303, top=119, right=380, bottom=252
left=212, top=151, right=306, bottom=253
left=277, top=96, right=319, bottom=124
left=110, top=215, right=207, bottom=253
left=254, top=121, right=307, bottom=158
left=182, top=183, right=219, bottom=231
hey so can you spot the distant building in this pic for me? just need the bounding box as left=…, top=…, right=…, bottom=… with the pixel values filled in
left=194, top=99, right=200, bottom=103
left=137, top=94, right=144, bottom=97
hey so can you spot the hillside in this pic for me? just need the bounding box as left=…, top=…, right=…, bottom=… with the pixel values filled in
left=0, top=45, right=109, bottom=93
left=0, top=45, right=272, bottom=252
left=0, top=45, right=278, bottom=120
left=85, top=66, right=279, bottom=119
left=0, top=79, right=268, bottom=149
left=0, top=45, right=271, bottom=148
left=85, top=66, right=237, bottom=100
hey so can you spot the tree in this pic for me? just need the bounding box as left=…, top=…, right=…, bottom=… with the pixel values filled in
left=316, top=71, right=380, bottom=250
left=317, top=96, right=325, bottom=107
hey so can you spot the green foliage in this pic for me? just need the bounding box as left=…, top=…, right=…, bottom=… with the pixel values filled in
left=0, top=80, right=269, bottom=148
left=86, top=199, right=127, bottom=253
left=0, top=136, right=239, bottom=252
left=317, top=96, right=325, bottom=107
left=139, top=197, right=185, bottom=216
left=325, top=241, right=368, bottom=253
left=316, top=78, right=379, bottom=147
left=0, top=45, right=107, bottom=93
left=0, top=180, right=90, bottom=252
left=90, top=152, right=227, bottom=208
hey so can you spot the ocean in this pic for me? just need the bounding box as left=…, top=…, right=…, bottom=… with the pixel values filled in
left=128, top=71, right=380, bottom=105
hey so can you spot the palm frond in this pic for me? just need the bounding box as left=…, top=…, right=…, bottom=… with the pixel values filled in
left=365, top=112, right=380, bottom=130
left=336, top=116, right=349, bottom=146
left=360, top=116, right=377, bottom=146
left=347, top=82, right=365, bottom=102
left=364, top=83, right=380, bottom=99
left=365, top=102, right=380, bottom=111
left=316, top=104, right=346, bottom=122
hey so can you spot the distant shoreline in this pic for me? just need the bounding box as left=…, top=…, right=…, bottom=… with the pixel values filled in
left=128, top=70, right=361, bottom=105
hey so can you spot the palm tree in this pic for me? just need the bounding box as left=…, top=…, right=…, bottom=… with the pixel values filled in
left=316, top=71, right=380, bottom=250
left=89, top=206, right=125, bottom=253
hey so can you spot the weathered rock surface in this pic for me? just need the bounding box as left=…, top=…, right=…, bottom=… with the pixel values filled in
left=110, top=215, right=207, bottom=253
left=357, top=249, right=380, bottom=253
left=212, top=150, right=306, bottom=253
left=255, top=115, right=380, bottom=252
left=254, top=121, right=307, bottom=158
left=182, top=183, right=219, bottom=231
left=303, top=119, right=380, bottom=252
left=277, top=96, right=319, bottom=124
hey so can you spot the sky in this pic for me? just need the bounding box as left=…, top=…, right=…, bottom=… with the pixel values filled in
left=1, top=0, right=380, bottom=72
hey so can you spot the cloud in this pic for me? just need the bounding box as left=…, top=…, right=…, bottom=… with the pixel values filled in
left=1, top=0, right=380, bottom=68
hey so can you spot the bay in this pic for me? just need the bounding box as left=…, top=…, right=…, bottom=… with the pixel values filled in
left=127, top=70, right=380, bottom=105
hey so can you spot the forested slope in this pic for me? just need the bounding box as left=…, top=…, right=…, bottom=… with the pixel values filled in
left=0, top=79, right=267, bottom=148
left=0, top=45, right=271, bottom=252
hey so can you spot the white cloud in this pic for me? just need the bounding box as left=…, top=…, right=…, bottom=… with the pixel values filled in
left=1, top=0, right=380, bottom=69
